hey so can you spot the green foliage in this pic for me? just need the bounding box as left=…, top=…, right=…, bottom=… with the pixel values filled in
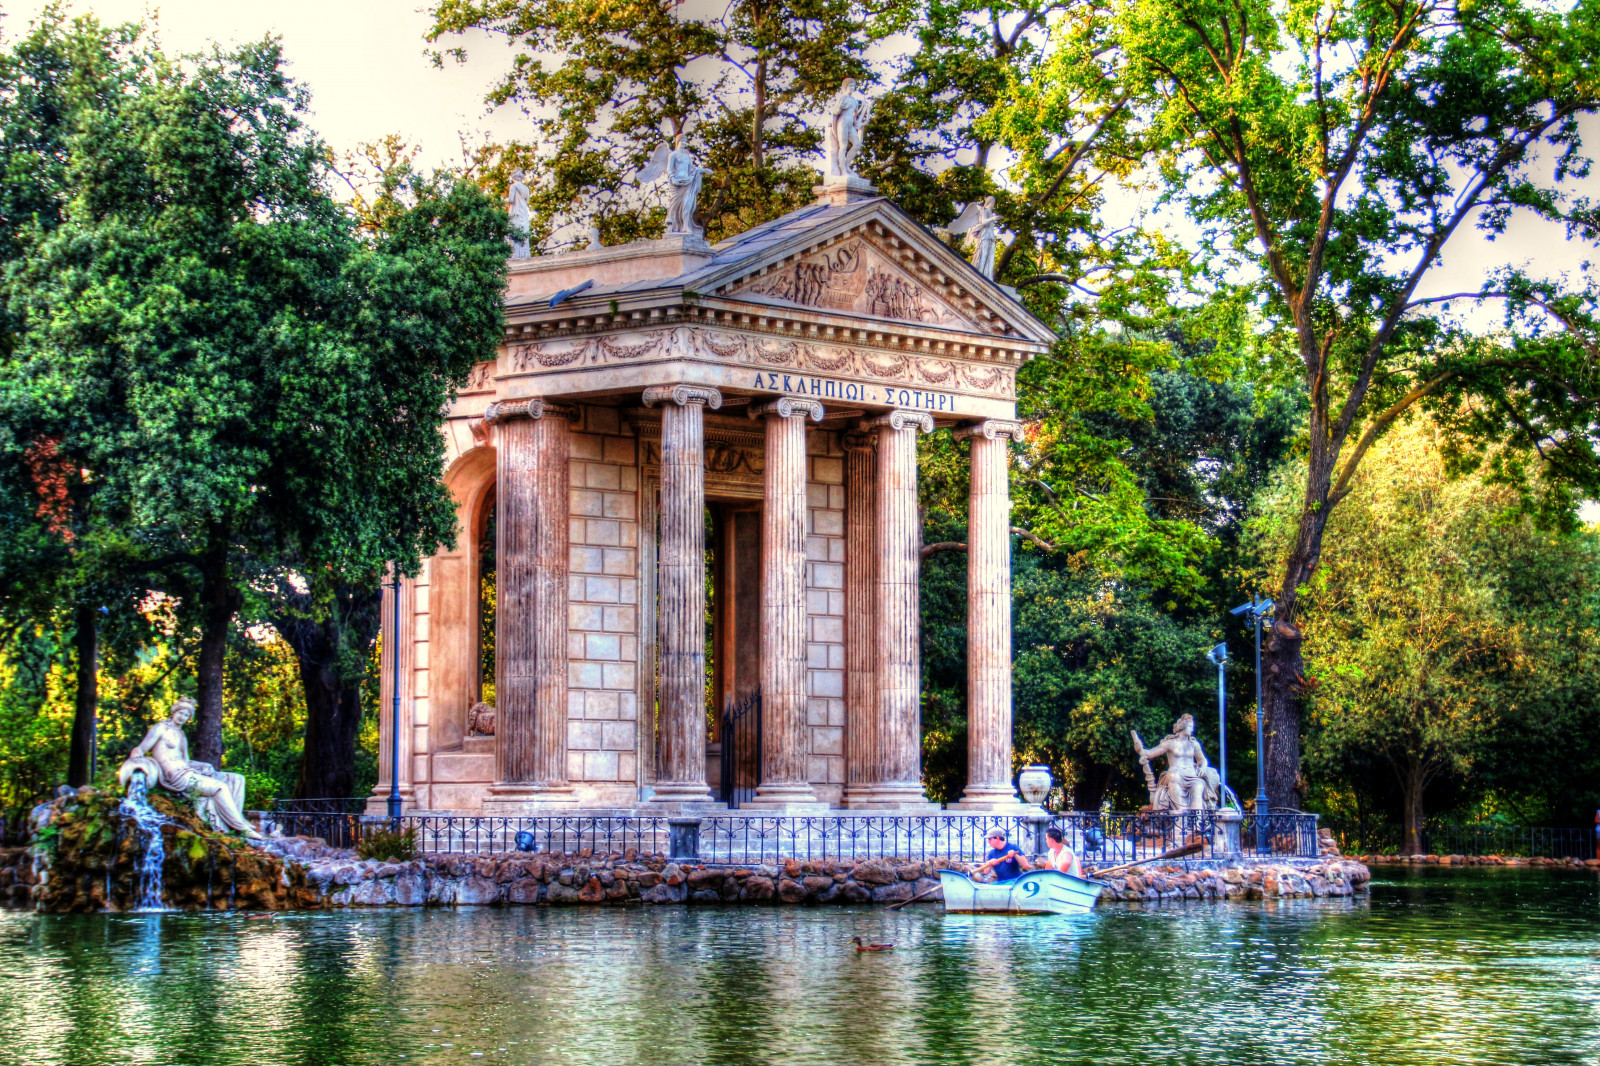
left=357, top=824, right=418, bottom=862
left=1262, top=419, right=1600, bottom=836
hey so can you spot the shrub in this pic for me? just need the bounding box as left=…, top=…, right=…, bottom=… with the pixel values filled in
left=357, top=825, right=417, bottom=862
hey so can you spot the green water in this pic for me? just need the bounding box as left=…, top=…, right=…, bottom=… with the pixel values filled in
left=0, top=866, right=1596, bottom=1066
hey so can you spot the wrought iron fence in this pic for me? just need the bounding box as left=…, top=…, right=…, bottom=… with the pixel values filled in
left=255, top=807, right=1322, bottom=862
left=1332, top=822, right=1597, bottom=859
left=719, top=688, right=761, bottom=809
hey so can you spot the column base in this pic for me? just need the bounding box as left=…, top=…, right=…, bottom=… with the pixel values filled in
left=745, top=781, right=826, bottom=811
left=949, top=784, right=1034, bottom=813
left=482, top=783, right=579, bottom=813
left=841, top=783, right=938, bottom=811
left=644, top=781, right=717, bottom=807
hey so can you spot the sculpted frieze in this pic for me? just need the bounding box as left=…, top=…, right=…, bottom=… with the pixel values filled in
left=733, top=238, right=985, bottom=332
left=504, top=327, right=1016, bottom=400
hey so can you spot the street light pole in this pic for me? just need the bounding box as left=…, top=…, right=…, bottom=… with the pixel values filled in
left=1206, top=643, right=1228, bottom=802
left=387, top=570, right=403, bottom=824
left=1231, top=595, right=1274, bottom=852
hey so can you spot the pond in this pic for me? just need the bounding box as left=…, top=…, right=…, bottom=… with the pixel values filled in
left=1, top=866, right=1596, bottom=1066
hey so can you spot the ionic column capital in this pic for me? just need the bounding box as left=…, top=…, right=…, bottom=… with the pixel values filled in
left=954, top=418, right=1025, bottom=443
left=643, top=384, right=723, bottom=410
left=483, top=398, right=577, bottom=426
left=749, top=397, right=824, bottom=422
left=861, top=409, right=934, bottom=435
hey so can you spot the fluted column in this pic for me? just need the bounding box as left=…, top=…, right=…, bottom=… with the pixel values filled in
left=644, top=384, right=721, bottom=804
left=953, top=419, right=1028, bottom=810
left=864, top=409, right=934, bottom=808
left=749, top=397, right=824, bottom=808
left=485, top=398, right=578, bottom=809
left=841, top=431, right=879, bottom=808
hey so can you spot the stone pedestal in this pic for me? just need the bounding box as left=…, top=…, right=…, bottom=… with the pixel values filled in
left=748, top=398, right=825, bottom=808
left=484, top=399, right=579, bottom=811
left=643, top=385, right=721, bottom=805
left=951, top=419, right=1029, bottom=811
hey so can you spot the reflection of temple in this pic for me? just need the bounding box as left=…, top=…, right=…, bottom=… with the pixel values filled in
left=368, top=181, right=1055, bottom=814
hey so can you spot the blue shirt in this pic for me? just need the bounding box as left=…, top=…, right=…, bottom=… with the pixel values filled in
left=986, top=844, right=1024, bottom=881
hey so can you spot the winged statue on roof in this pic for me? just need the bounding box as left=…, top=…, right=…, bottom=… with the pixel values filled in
left=948, top=195, right=1001, bottom=279
left=636, top=128, right=712, bottom=239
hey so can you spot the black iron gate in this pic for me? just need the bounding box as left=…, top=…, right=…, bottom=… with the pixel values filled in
left=719, top=686, right=762, bottom=809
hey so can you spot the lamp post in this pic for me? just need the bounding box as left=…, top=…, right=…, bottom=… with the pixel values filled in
left=1206, top=643, right=1228, bottom=802
left=387, top=570, right=403, bottom=824
left=1230, top=595, right=1274, bottom=852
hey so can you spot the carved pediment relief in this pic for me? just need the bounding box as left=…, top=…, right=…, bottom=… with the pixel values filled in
left=726, top=238, right=983, bottom=332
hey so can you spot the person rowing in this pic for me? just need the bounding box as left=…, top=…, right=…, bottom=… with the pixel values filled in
left=1038, top=826, right=1083, bottom=877
left=974, top=828, right=1031, bottom=882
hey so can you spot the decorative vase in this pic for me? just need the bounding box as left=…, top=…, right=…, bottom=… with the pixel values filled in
left=1017, top=765, right=1052, bottom=808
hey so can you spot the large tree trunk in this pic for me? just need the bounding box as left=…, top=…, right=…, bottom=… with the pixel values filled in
left=194, top=541, right=234, bottom=767
left=275, top=584, right=383, bottom=800
left=67, top=602, right=97, bottom=788
left=1400, top=758, right=1427, bottom=856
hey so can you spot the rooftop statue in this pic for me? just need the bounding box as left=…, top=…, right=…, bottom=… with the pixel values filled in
left=1131, top=714, right=1221, bottom=813
left=948, top=196, right=1001, bottom=279
left=825, top=78, right=873, bottom=180
left=637, top=131, right=713, bottom=239
left=506, top=167, right=532, bottom=258
left=118, top=697, right=263, bottom=838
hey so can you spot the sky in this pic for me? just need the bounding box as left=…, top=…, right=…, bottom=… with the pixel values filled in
left=4, top=0, right=1597, bottom=522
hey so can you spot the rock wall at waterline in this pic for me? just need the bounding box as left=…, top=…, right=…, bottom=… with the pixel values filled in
left=275, top=842, right=1371, bottom=908
left=8, top=788, right=320, bottom=913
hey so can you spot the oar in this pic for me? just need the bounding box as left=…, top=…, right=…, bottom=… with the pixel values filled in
left=887, top=883, right=945, bottom=911
left=1087, top=841, right=1204, bottom=880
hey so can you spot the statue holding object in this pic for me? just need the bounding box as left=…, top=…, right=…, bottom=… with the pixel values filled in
left=118, top=697, right=263, bottom=838
left=824, top=78, right=873, bottom=179
left=637, top=130, right=712, bottom=239
left=948, top=195, right=1001, bottom=278
left=1131, top=714, right=1221, bottom=812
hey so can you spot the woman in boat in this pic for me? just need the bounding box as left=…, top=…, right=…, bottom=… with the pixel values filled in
left=1040, top=826, right=1083, bottom=877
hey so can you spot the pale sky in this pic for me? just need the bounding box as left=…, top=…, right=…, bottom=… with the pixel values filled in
left=4, top=0, right=1597, bottom=521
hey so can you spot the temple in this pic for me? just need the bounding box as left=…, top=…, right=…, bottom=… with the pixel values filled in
left=369, top=179, right=1055, bottom=816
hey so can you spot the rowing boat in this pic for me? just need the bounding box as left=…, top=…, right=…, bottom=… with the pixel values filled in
left=937, top=868, right=1103, bottom=914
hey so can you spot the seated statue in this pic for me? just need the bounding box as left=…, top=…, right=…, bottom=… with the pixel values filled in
left=118, top=697, right=262, bottom=838
left=1132, top=714, right=1220, bottom=813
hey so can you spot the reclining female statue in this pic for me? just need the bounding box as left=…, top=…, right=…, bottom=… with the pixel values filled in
left=118, top=697, right=262, bottom=838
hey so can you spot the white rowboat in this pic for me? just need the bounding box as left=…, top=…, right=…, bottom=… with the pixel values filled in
left=938, top=869, right=1103, bottom=915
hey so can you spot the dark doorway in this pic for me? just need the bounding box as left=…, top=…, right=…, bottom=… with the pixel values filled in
left=711, top=502, right=762, bottom=805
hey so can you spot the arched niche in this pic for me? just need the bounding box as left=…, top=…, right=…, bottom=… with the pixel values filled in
left=430, top=444, right=496, bottom=753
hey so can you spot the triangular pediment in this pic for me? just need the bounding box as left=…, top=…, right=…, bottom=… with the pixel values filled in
left=724, top=236, right=986, bottom=332
left=700, top=200, right=1057, bottom=347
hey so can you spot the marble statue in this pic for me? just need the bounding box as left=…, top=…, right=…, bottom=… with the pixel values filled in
left=1131, top=714, right=1221, bottom=813
left=586, top=214, right=603, bottom=250
left=118, top=697, right=263, bottom=838
left=468, top=701, right=497, bottom=737
left=948, top=196, right=1001, bottom=278
left=637, top=132, right=712, bottom=238
left=825, top=78, right=873, bottom=179
left=506, top=168, right=531, bottom=258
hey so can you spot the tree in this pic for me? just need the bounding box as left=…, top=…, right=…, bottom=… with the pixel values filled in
left=1033, top=0, right=1600, bottom=805
left=427, top=0, right=873, bottom=244
left=1280, top=420, right=1596, bottom=851
left=1, top=33, right=507, bottom=780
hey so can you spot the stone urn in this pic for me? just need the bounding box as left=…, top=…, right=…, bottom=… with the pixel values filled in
left=1017, top=765, right=1053, bottom=808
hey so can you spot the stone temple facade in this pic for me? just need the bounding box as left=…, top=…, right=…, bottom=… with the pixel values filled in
left=367, top=180, right=1056, bottom=815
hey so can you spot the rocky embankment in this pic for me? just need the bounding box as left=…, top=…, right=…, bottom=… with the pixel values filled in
left=1360, top=853, right=1600, bottom=868
left=273, top=838, right=1370, bottom=907
left=1088, top=859, right=1369, bottom=901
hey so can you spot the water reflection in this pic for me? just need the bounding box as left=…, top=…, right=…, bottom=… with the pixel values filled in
left=1, top=867, right=1596, bottom=1065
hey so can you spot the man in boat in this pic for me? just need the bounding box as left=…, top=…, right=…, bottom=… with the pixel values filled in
left=974, top=828, right=1032, bottom=882
left=1040, top=826, right=1083, bottom=877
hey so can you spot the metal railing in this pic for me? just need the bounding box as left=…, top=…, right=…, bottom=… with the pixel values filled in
left=256, top=808, right=1322, bottom=862
left=1332, top=822, right=1597, bottom=859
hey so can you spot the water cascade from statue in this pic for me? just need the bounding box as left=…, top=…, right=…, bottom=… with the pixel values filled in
left=118, top=772, right=169, bottom=911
